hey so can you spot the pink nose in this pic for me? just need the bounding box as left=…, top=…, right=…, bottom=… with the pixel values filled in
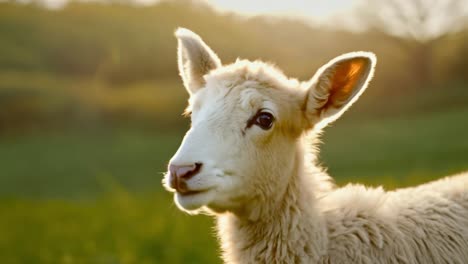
left=169, top=163, right=202, bottom=192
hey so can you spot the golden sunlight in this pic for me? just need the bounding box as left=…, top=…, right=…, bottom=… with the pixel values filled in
left=203, top=0, right=357, bottom=23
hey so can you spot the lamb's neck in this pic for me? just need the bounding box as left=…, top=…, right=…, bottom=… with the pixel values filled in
left=216, top=149, right=328, bottom=263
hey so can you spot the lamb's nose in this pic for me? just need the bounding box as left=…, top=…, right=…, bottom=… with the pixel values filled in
left=169, top=163, right=202, bottom=192
left=169, top=163, right=202, bottom=181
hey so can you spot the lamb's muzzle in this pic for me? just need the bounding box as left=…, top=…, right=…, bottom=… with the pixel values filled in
left=168, top=162, right=202, bottom=193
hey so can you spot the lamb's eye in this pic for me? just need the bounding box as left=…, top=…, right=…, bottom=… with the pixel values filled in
left=254, top=112, right=275, bottom=130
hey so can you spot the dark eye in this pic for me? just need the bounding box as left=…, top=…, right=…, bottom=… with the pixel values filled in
left=254, top=112, right=275, bottom=130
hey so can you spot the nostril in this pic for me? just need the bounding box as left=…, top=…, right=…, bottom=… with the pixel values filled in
left=169, top=162, right=203, bottom=181
left=180, top=162, right=202, bottom=180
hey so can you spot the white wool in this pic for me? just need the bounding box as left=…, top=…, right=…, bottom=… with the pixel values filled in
left=164, top=28, right=468, bottom=264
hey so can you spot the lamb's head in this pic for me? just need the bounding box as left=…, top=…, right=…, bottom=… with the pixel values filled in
left=163, top=28, right=376, bottom=216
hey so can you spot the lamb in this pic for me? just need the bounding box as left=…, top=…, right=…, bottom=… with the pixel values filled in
left=163, top=28, right=468, bottom=264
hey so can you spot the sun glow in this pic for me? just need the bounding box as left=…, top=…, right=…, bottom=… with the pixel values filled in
left=37, top=0, right=358, bottom=25
left=204, top=0, right=357, bottom=24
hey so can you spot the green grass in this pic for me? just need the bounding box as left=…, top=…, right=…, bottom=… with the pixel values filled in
left=0, top=108, right=467, bottom=263
left=0, top=128, right=185, bottom=198
left=0, top=191, right=219, bottom=264
left=321, top=106, right=468, bottom=188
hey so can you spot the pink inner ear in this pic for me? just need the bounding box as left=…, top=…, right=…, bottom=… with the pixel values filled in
left=325, top=58, right=368, bottom=109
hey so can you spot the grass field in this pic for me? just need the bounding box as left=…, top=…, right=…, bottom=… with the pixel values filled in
left=0, top=107, right=467, bottom=263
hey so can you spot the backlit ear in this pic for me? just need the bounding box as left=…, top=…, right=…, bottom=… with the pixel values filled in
left=175, top=28, right=222, bottom=94
left=304, top=52, right=376, bottom=129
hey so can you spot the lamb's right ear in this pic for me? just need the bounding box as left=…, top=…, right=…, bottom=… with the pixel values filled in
left=175, top=28, right=222, bottom=94
left=303, top=52, right=376, bottom=129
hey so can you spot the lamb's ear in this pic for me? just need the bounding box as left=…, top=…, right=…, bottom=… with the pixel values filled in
left=175, top=28, right=221, bottom=94
left=304, top=52, right=376, bottom=129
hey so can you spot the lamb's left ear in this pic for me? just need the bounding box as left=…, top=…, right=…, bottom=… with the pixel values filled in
left=175, top=28, right=222, bottom=94
left=304, top=52, right=376, bottom=129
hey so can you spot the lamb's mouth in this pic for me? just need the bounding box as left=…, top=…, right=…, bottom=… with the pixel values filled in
left=177, top=189, right=209, bottom=197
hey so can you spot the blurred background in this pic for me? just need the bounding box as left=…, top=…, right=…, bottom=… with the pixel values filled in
left=0, top=0, right=467, bottom=262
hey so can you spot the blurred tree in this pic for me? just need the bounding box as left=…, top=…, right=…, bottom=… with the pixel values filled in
left=358, top=0, right=468, bottom=88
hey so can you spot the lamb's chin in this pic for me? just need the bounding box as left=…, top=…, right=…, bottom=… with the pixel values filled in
left=175, top=190, right=215, bottom=213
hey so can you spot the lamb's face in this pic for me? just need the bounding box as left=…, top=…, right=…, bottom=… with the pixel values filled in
left=164, top=75, right=305, bottom=213
left=163, top=28, right=375, bottom=215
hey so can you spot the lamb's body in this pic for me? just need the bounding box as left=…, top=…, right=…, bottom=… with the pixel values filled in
left=219, top=168, right=468, bottom=264
left=165, top=28, right=468, bottom=264
left=324, top=173, right=468, bottom=263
